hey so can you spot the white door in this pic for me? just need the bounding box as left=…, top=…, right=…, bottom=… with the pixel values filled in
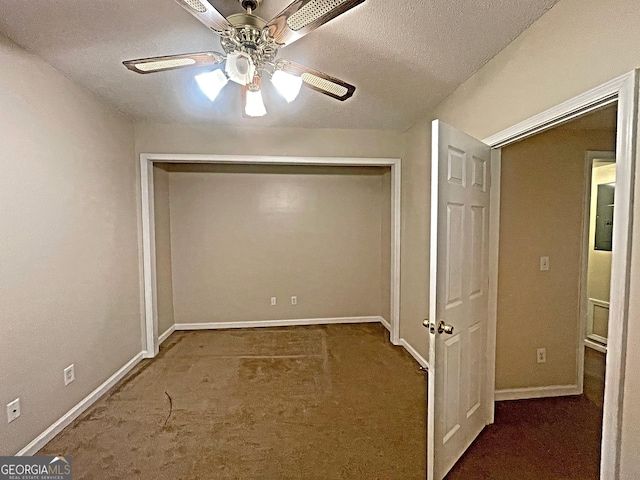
left=427, top=120, right=493, bottom=480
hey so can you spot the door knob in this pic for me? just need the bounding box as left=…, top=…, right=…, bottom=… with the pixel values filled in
left=438, top=320, right=454, bottom=335
left=423, top=318, right=435, bottom=334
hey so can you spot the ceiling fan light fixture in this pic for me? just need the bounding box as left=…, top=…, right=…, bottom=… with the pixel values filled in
left=124, top=0, right=362, bottom=115
left=245, top=87, right=267, bottom=117
left=195, top=69, right=229, bottom=101
left=271, top=69, right=303, bottom=103
left=225, top=52, right=256, bottom=86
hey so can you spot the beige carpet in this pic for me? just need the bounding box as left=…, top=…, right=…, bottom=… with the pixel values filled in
left=40, top=324, right=427, bottom=479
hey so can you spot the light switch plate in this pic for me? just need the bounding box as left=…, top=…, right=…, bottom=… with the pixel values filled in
left=64, top=364, right=75, bottom=386
left=540, top=256, right=550, bottom=271
left=537, top=348, right=546, bottom=363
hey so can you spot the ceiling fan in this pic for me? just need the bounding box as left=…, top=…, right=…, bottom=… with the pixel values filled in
left=123, top=0, right=365, bottom=117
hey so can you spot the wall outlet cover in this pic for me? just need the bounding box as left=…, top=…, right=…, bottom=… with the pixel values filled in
left=7, top=398, right=20, bottom=423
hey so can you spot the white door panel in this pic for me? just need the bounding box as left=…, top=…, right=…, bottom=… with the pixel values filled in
left=428, top=120, right=492, bottom=480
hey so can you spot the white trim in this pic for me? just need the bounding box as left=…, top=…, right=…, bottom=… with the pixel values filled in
left=585, top=338, right=608, bottom=354
left=486, top=148, right=501, bottom=425
left=174, top=316, right=382, bottom=330
left=158, top=325, right=176, bottom=345
left=588, top=298, right=611, bottom=309
left=482, top=74, right=628, bottom=148
left=586, top=298, right=610, bottom=346
left=140, top=153, right=400, bottom=166
left=427, top=120, right=440, bottom=480
left=495, top=384, right=581, bottom=401
left=140, top=158, right=158, bottom=358
left=587, top=151, right=617, bottom=164
left=587, top=333, right=608, bottom=346
left=139, top=154, right=402, bottom=359
left=379, top=316, right=392, bottom=331
left=578, top=151, right=616, bottom=396
left=482, top=69, right=638, bottom=480
left=578, top=153, right=597, bottom=396
left=16, top=352, right=145, bottom=456
left=390, top=159, right=402, bottom=345
left=398, top=338, right=429, bottom=369
left=600, top=70, right=638, bottom=479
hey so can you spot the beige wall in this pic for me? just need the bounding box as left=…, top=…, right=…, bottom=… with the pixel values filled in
left=134, top=123, right=405, bottom=159
left=165, top=164, right=388, bottom=323
left=399, top=117, right=432, bottom=357
left=0, top=35, right=139, bottom=454
left=153, top=165, right=175, bottom=335
left=135, top=124, right=431, bottom=347
left=497, top=129, right=615, bottom=390
left=587, top=163, right=616, bottom=303
left=433, top=0, right=640, bottom=140
left=425, top=0, right=640, bottom=474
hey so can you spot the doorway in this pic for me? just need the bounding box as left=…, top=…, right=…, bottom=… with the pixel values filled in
left=494, top=104, right=617, bottom=404
left=429, top=71, right=637, bottom=480
left=443, top=105, right=620, bottom=480
left=447, top=105, right=618, bottom=478
left=582, top=151, right=616, bottom=411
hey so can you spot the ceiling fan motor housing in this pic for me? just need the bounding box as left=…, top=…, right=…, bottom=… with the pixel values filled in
left=221, top=13, right=278, bottom=66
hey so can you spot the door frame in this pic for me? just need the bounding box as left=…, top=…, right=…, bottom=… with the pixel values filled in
left=580, top=151, right=615, bottom=365
left=139, top=154, right=402, bottom=357
left=482, top=70, right=638, bottom=478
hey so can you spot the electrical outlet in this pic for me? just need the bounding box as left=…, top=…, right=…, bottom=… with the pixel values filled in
left=537, top=348, right=546, bottom=363
left=291, top=296, right=297, bottom=305
left=270, top=296, right=277, bottom=306
left=6, top=398, right=20, bottom=423
left=64, top=364, right=75, bottom=386
left=540, top=256, right=550, bottom=271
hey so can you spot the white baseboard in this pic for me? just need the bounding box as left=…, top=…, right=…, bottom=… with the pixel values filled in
left=379, top=316, right=391, bottom=331
left=495, top=384, right=581, bottom=401
left=16, top=351, right=145, bottom=456
left=17, top=317, right=400, bottom=456
left=158, top=325, right=175, bottom=345
left=398, top=338, right=429, bottom=369
left=174, top=316, right=381, bottom=330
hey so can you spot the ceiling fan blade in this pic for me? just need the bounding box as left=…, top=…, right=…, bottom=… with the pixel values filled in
left=278, top=60, right=355, bottom=101
left=123, top=52, right=225, bottom=74
left=175, top=0, right=231, bottom=33
left=266, top=0, right=365, bottom=46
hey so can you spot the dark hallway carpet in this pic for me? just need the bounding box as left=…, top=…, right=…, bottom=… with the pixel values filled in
left=446, top=395, right=603, bottom=480
left=39, top=324, right=427, bottom=479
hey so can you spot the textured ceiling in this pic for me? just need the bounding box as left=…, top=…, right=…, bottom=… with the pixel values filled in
left=0, top=0, right=559, bottom=131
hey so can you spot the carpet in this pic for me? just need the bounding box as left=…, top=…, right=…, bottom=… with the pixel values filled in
left=39, top=324, right=427, bottom=479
